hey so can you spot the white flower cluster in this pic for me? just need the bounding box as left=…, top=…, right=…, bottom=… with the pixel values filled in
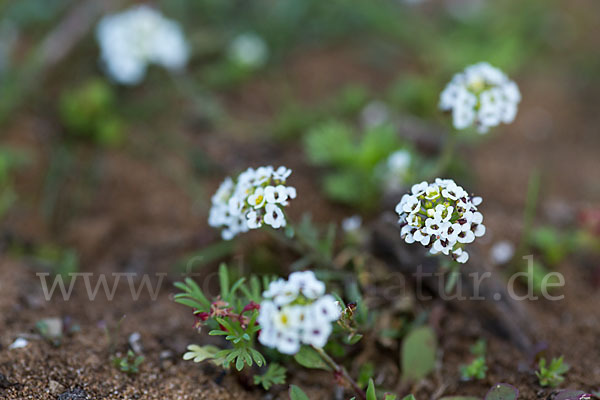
left=395, top=179, right=486, bottom=263
left=439, top=62, right=521, bottom=133
left=208, top=166, right=296, bottom=240
left=227, top=32, right=269, bottom=69
left=258, top=271, right=341, bottom=355
left=96, top=5, right=189, bottom=85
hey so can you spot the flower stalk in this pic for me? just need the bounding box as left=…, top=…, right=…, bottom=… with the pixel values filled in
left=312, top=346, right=366, bottom=400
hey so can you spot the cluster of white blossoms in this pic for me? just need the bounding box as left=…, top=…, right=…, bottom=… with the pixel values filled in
left=258, top=271, right=341, bottom=355
left=395, top=178, right=486, bottom=263
left=439, top=62, right=521, bottom=133
left=208, top=166, right=296, bottom=240
left=96, top=5, right=189, bottom=85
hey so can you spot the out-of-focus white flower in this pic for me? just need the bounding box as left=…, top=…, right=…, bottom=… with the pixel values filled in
left=96, top=5, right=189, bottom=85
left=227, top=32, right=269, bottom=69
left=360, top=100, right=391, bottom=129
left=342, top=215, right=362, bottom=232
left=490, top=240, right=515, bottom=265
left=395, top=178, right=485, bottom=263
left=258, top=271, right=340, bottom=354
left=380, top=149, right=412, bottom=192
left=208, top=166, right=295, bottom=239
left=439, top=62, right=521, bottom=133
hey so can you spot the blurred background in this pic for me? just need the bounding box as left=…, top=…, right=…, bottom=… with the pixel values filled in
left=1, top=0, right=599, bottom=267
left=1, top=0, right=600, bottom=397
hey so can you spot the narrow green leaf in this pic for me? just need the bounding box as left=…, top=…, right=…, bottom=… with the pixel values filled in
left=366, top=379, right=377, bottom=400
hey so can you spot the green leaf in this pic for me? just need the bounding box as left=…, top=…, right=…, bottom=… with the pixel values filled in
left=401, top=326, right=437, bottom=382
left=293, top=346, right=331, bottom=371
left=304, top=120, right=355, bottom=166
left=253, top=363, right=287, bottom=390
left=289, top=385, right=310, bottom=400
left=484, top=383, right=519, bottom=400
left=366, top=379, right=377, bottom=400
left=401, top=396, right=417, bottom=400
left=182, top=344, right=225, bottom=366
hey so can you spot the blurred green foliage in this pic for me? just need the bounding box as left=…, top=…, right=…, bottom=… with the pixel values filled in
left=0, top=146, right=28, bottom=219
left=59, top=79, right=124, bottom=147
left=304, top=120, right=408, bottom=209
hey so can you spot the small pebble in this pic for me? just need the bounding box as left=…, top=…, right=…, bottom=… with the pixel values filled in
left=58, top=387, right=89, bottom=400
left=49, top=380, right=65, bottom=395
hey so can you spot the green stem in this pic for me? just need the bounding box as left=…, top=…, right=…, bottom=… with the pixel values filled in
left=312, top=346, right=366, bottom=400
left=427, top=129, right=457, bottom=180
left=515, top=168, right=541, bottom=258
left=444, top=261, right=461, bottom=294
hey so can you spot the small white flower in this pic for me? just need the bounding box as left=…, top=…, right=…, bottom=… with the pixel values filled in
left=262, top=279, right=287, bottom=299
left=413, top=229, right=431, bottom=246
left=264, top=203, right=286, bottom=228
left=453, top=248, right=469, bottom=263
left=311, top=295, right=341, bottom=322
left=272, top=281, right=299, bottom=306
left=433, top=239, right=453, bottom=255
left=276, top=332, right=301, bottom=355
left=247, top=187, right=266, bottom=209
left=342, top=215, right=362, bottom=232
left=440, top=223, right=461, bottom=243
left=395, top=194, right=411, bottom=214
left=301, top=320, right=332, bottom=348
left=434, top=204, right=454, bottom=222
left=490, top=240, right=515, bottom=265
left=289, top=271, right=326, bottom=299
left=246, top=210, right=262, bottom=229
left=403, top=196, right=421, bottom=214
left=273, top=166, right=292, bottom=182
left=286, top=186, right=297, bottom=200
left=381, top=149, right=412, bottom=191
left=265, top=185, right=289, bottom=205
left=425, top=218, right=444, bottom=236
left=406, top=213, right=421, bottom=227
left=253, top=166, right=274, bottom=185
left=425, top=186, right=441, bottom=200
left=411, top=181, right=428, bottom=195
left=227, top=32, right=269, bottom=69
left=456, top=228, right=475, bottom=244
left=442, top=182, right=467, bottom=200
